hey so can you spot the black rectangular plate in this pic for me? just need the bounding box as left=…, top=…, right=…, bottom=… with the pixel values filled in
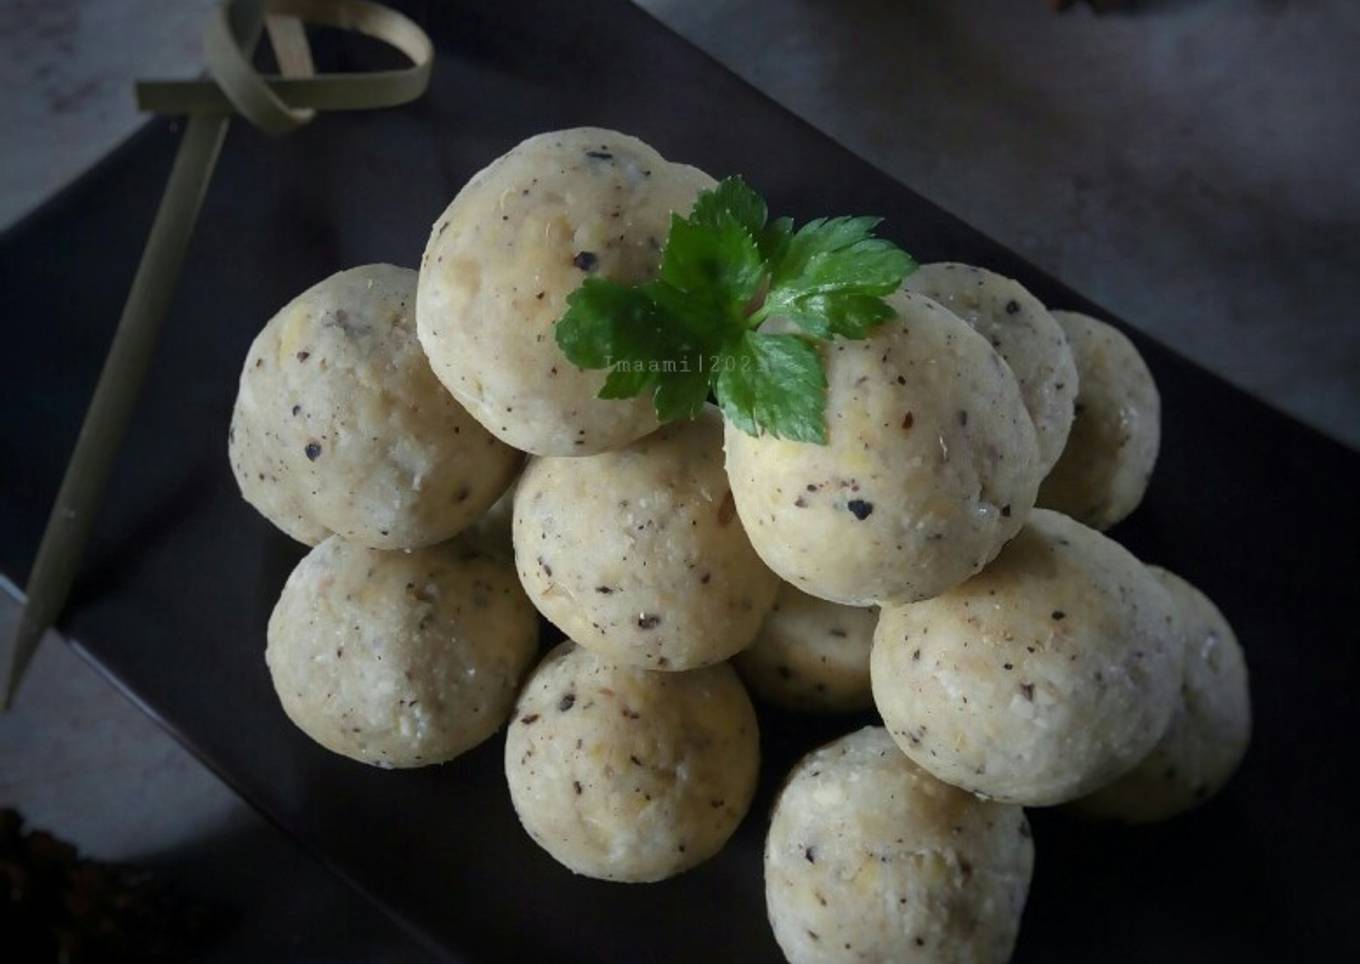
left=2, top=1, right=1358, bottom=961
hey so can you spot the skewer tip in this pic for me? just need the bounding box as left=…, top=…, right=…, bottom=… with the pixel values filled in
left=1, top=612, right=46, bottom=712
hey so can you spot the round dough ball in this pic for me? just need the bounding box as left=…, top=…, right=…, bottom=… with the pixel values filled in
left=505, top=642, right=759, bottom=882
left=1037, top=310, right=1160, bottom=530
left=903, top=263, right=1078, bottom=474
left=266, top=536, right=539, bottom=768
left=417, top=128, right=715, bottom=455
left=765, top=727, right=1034, bottom=964
left=725, top=291, right=1042, bottom=607
left=229, top=264, right=520, bottom=549
left=734, top=583, right=876, bottom=713
left=514, top=406, right=778, bottom=670
left=871, top=509, right=1181, bottom=805
left=1072, top=566, right=1250, bottom=822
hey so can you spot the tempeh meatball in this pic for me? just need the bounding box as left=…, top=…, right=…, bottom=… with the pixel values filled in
left=1037, top=310, right=1160, bottom=530
left=724, top=291, right=1042, bottom=607
left=229, top=264, right=519, bottom=548
left=1071, top=566, right=1250, bottom=822
left=765, top=727, right=1034, bottom=964
left=903, top=263, right=1078, bottom=474
left=872, top=509, right=1181, bottom=805
left=505, top=642, right=759, bottom=881
left=514, top=406, right=778, bottom=671
left=266, top=536, right=538, bottom=768
left=735, top=584, right=877, bottom=713
left=417, top=128, right=715, bottom=455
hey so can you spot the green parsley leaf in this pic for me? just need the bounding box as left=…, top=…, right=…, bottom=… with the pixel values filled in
left=552, top=175, right=915, bottom=443
left=717, top=332, right=827, bottom=444
left=690, top=176, right=768, bottom=237
left=659, top=212, right=763, bottom=320
left=771, top=291, right=898, bottom=340
left=555, top=279, right=658, bottom=369
left=758, top=215, right=794, bottom=265
left=557, top=279, right=702, bottom=393
left=598, top=364, right=653, bottom=400
left=653, top=362, right=712, bottom=423
left=757, top=216, right=916, bottom=338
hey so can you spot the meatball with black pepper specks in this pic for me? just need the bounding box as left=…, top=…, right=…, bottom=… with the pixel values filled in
left=266, top=536, right=538, bottom=768
left=765, top=727, right=1034, bottom=964
left=505, top=642, right=759, bottom=882
left=514, top=405, right=779, bottom=671
left=903, top=263, right=1078, bottom=474
left=872, top=509, right=1181, bottom=805
left=416, top=128, right=715, bottom=455
left=735, top=583, right=877, bottom=713
left=1070, top=566, right=1250, bottom=822
left=229, top=264, right=520, bottom=548
left=1038, top=310, right=1160, bottom=530
left=724, top=290, right=1042, bottom=607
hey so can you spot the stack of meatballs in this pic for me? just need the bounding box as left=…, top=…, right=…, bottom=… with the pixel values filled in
left=229, top=128, right=1251, bottom=963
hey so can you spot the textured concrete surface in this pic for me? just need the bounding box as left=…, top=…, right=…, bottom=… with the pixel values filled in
left=637, top=0, right=1360, bottom=449
left=0, top=0, right=216, bottom=229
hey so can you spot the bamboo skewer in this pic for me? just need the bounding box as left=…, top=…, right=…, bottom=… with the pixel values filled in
left=1, top=0, right=432, bottom=709
left=2, top=115, right=231, bottom=709
left=0, top=18, right=259, bottom=711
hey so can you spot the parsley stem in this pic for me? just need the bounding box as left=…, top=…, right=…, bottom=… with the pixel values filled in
left=742, top=279, right=770, bottom=328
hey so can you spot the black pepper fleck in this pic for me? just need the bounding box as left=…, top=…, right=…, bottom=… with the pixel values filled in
left=847, top=499, right=874, bottom=520
left=572, top=251, right=599, bottom=271
left=304, top=442, right=322, bottom=460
